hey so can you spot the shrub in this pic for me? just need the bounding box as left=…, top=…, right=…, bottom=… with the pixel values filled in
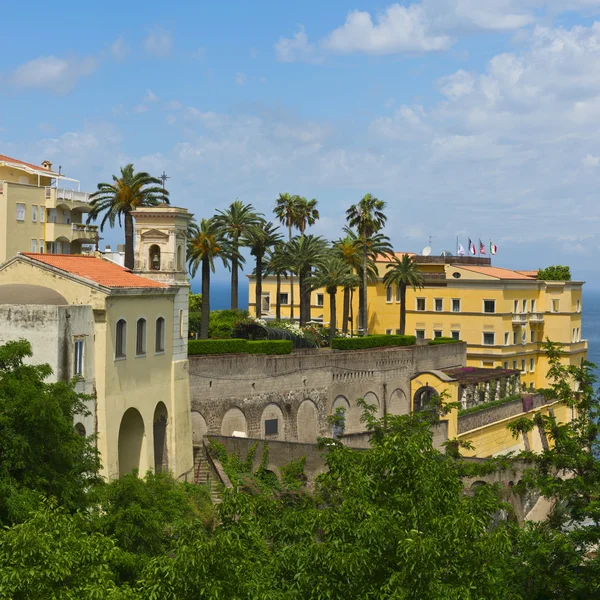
left=188, top=339, right=291, bottom=355
left=188, top=312, right=201, bottom=338
left=331, top=335, right=416, bottom=351
left=429, top=337, right=461, bottom=345
left=209, top=309, right=249, bottom=339
left=536, top=265, right=571, bottom=281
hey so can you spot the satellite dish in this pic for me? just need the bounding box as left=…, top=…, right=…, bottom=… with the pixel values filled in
left=440, top=250, right=453, bottom=257
left=421, top=246, right=432, bottom=256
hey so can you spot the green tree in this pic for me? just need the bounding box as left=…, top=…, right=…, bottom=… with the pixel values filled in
left=309, top=255, right=357, bottom=345
left=346, top=194, right=388, bottom=335
left=242, top=221, right=282, bottom=318
left=87, top=164, right=167, bottom=270
left=188, top=292, right=202, bottom=313
left=187, top=218, right=234, bottom=339
left=295, top=196, right=320, bottom=234
left=214, top=200, right=263, bottom=310
left=0, top=340, right=101, bottom=526
left=537, top=265, right=572, bottom=281
left=383, top=254, right=425, bottom=335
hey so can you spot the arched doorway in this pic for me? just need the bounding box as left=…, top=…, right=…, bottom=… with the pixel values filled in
left=362, top=391, right=380, bottom=418
left=118, top=408, right=145, bottom=477
left=297, top=400, right=319, bottom=442
left=260, top=404, right=285, bottom=440
left=413, top=385, right=439, bottom=413
left=221, top=407, right=247, bottom=436
left=332, top=395, right=351, bottom=437
left=388, top=388, right=409, bottom=415
left=191, top=411, right=207, bottom=445
left=154, top=402, right=169, bottom=474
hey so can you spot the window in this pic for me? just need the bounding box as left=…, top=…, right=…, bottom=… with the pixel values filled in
left=39, top=240, right=44, bottom=253
left=30, top=239, right=37, bottom=252
left=316, top=293, right=324, bottom=307
left=416, top=298, right=426, bottom=311
left=261, top=294, right=270, bottom=313
left=32, top=205, right=38, bottom=222
left=176, top=245, right=183, bottom=271
left=396, top=287, right=401, bottom=302
left=513, top=331, right=518, bottom=345
left=503, top=361, right=509, bottom=369
left=483, top=300, right=496, bottom=313
left=577, top=299, right=581, bottom=313
left=451, top=330, right=460, bottom=340
left=452, top=299, right=461, bottom=312
left=521, top=359, right=526, bottom=373
left=74, top=339, right=84, bottom=376
left=16, top=203, right=25, bottom=221
left=386, top=286, right=393, bottom=303
left=40, top=209, right=45, bottom=223
left=265, top=418, right=278, bottom=435
left=434, top=298, right=443, bottom=312
left=522, top=299, right=527, bottom=312
left=395, top=329, right=401, bottom=335
left=577, top=327, right=580, bottom=341
left=136, top=318, right=147, bottom=355
left=385, top=329, right=393, bottom=335
left=530, top=358, right=535, bottom=372
left=552, top=299, right=560, bottom=313
left=434, top=330, right=443, bottom=338
left=513, top=360, right=518, bottom=370
left=149, top=244, right=161, bottom=270
left=531, top=299, right=536, bottom=312
left=504, top=332, right=510, bottom=345
left=572, top=328, right=576, bottom=343
left=155, top=317, right=165, bottom=353
left=115, top=319, right=127, bottom=358
left=513, top=300, right=518, bottom=313
left=483, top=332, right=495, bottom=345
left=179, top=309, right=184, bottom=337
left=530, top=330, right=535, bottom=343
left=279, top=292, right=289, bottom=305
left=415, top=329, right=425, bottom=340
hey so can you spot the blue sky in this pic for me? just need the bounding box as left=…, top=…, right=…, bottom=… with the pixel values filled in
left=4, top=0, right=600, bottom=292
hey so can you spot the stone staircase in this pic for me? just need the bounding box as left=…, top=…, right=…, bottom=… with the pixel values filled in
left=193, top=444, right=224, bottom=504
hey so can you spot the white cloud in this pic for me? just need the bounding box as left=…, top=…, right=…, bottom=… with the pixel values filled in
left=110, top=36, right=130, bottom=61
left=143, top=27, right=172, bottom=58
left=583, top=153, right=600, bottom=167
left=144, top=89, right=159, bottom=103
left=437, top=70, right=475, bottom=99
left=275, top=26, right=321, bottom=63
left=235, top=72, right=247, bottom=86
left=324, top=4, right=453, bottom=54
left=133, top=104, right=149, bottom=114
left=11, top=55, right=97, bottom=93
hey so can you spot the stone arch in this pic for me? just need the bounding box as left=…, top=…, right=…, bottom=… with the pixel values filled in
left=74, top=422, right=86, bottom=437
left=332, top=395, right=352, bottom=436
left=149, top=244, right=161, bottom=270
left=221, top=407, right=247, bottom=436
left=177, top=245, right=183, bottom=271
left=261, top=403, right=285, bottom=440
left=413, top=385, right=438, bottom=413
left=362, top=391, right=380, bottom=418
left=191, top=411, right=207, bottom=445
left=118, top=408, right=145, bottom=477
left=297, top=400, right=319, bottom=443
left=388, top=388, right=409, bottom=416
left=153, top=402, right=169, bottom=474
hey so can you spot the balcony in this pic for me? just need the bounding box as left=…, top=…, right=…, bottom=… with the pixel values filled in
left=45, top=222, right=98, bottom=243
left=512, top=313, right=528, bottom=326
left=45, top=187, right=92, bottom=211
left=529, top=312, right=544, bottom=324
left=71, top=223, right=98, bottom=242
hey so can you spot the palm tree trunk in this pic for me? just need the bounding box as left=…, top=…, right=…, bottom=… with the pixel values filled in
left=231, top=236, right=239, bottom=310
left=361, top=233, right=368, bottom=335
left=329, top=290, right=336, bottom=346
left=299, top=269, right=306, bottom=326
left=201, top=258, right=211, bottom=339
left=255, top=253, right=263, bottom=319
left=400, top=283, right=407, bottom=336
left=304, top=274, right=311, bottom=325
left=350, top=287, right=354, bottom=335
left=342, top=287, right=350, bottom=334
left=288, top=225, right=294, bottom=321
left=124, top=212, right=135, bottom=270
left=276, top=274, right=282, bottom=320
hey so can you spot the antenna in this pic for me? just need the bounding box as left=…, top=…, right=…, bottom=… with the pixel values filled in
left=421, top=246, right=432, bottom=257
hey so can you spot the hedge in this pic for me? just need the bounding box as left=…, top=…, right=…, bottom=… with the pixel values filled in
left=429, top=337, right=461, bottom=345
left=188, top=339, right=292, bottom=355
left=331, top=335, right=416, bottom=351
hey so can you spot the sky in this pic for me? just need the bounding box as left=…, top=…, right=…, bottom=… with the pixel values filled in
left=3, top=0, right=600, bottom=290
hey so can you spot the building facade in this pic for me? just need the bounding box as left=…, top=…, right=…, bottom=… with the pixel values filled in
left=249, top=254, right=586, bottom=389
left=0, top=153, right=97, bottom=262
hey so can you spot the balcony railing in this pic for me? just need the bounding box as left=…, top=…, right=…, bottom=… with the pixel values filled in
left=529, top=312, right=544, bottom=324
left=512, top=313, right=528, bottom=325
left=71, top=223, right=98, bottom=240
left=45, top=187, right=92, bottom=204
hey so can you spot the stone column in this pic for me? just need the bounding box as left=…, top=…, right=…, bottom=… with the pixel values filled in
left=485, top=382, right=491, bottom=403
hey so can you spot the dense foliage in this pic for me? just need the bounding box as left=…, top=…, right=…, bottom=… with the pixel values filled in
left=536, top=265, right=572, bottom=281
left=331, top=334, right=416, bottom=350
left=429, top=336, right=461, bottom=345
left=188, top=338, right=292, bottom=355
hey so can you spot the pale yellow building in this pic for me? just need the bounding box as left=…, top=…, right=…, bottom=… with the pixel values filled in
left=0, top=205, right=194, bottom=481
left=249, top=254, right=586, bottom=390
left=0, top=153, right=97, bottom=263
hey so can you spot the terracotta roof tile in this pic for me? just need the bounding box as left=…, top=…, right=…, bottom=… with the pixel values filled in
left=376, top=252, right=416, bottom=262
left=453, top=265, right=536, bottom=280
left=0, top=153, right=58, bottom=175
left=517, top=270, right=539, bottom=278
left=22, top=254, right=168, bottom=289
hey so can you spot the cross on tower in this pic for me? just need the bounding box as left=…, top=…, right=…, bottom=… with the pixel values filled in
left=159, top=171, right=170, bottom=190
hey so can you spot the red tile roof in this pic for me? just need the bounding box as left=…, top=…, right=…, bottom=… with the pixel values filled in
left=0, top=153, right=58, bottom=175
left=22, top=254, right=168, bottom=289
left=376, top=252, right=416, bottom=262
left=454, top=265, right=536, bottom=280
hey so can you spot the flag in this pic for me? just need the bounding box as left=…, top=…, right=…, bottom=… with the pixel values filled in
left=457, top=244, right=465, bottom=256
left=468, top=238, right=476, bottom=255
left=490, top=240, right=497, bottom=255
left=479, top=239, right=486, bottom=255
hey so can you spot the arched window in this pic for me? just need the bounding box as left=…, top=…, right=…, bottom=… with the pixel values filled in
left=136, top=318, right=147, bottom=355
left=155, top=317, right=165, bottom=353
left=149, top=244, right=161, bottom=271
left=413, top=385, right=438, bottom=413
left=176, top=245, right=183, bottom=271
left=116, top=319, right=127, bottom=358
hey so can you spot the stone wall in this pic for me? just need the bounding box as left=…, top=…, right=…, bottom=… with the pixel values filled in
left=189, top=342, right=465, bottom=443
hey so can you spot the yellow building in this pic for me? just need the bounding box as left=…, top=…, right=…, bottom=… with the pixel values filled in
left=0, top=205, right=194, bottom=481
left=249, top=254, right=586, bottom=390
left=0, top=153, right=98, bottom=263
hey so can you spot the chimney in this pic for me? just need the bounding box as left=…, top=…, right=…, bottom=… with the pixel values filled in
left=105, top=244, right=111, bottom=251
left=41, top=160, right=52, bottom=170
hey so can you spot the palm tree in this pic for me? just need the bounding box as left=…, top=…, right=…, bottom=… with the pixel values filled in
left=295, top=197, right=319, bottom=234
left=243, top=221, right=282, bottom=318
left=346, top=194, right=387, bottom=335
left=265, top=243, right=290, bottom=320
left=383, top=254, right=425, bottom=335
left=214, top=200, right=263, bottom=310
left=274, top=193, right=301, bottom=320
left=287, top=235, right=328, bottom=326
left=334, top=235, right=362, bottom=334
left=87, top=164, right=168, bottom=270
left=309, top=256, right=356, bottom=345
left=187, top=218, right=234, bottom=338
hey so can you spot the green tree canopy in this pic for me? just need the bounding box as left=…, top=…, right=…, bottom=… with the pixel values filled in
left=536, top=265, right=571, bottom=281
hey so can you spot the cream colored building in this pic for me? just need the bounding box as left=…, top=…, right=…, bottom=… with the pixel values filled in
left=0, top=153, right=97, bottom=263
left=0, top=206, right=194, bottom=481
